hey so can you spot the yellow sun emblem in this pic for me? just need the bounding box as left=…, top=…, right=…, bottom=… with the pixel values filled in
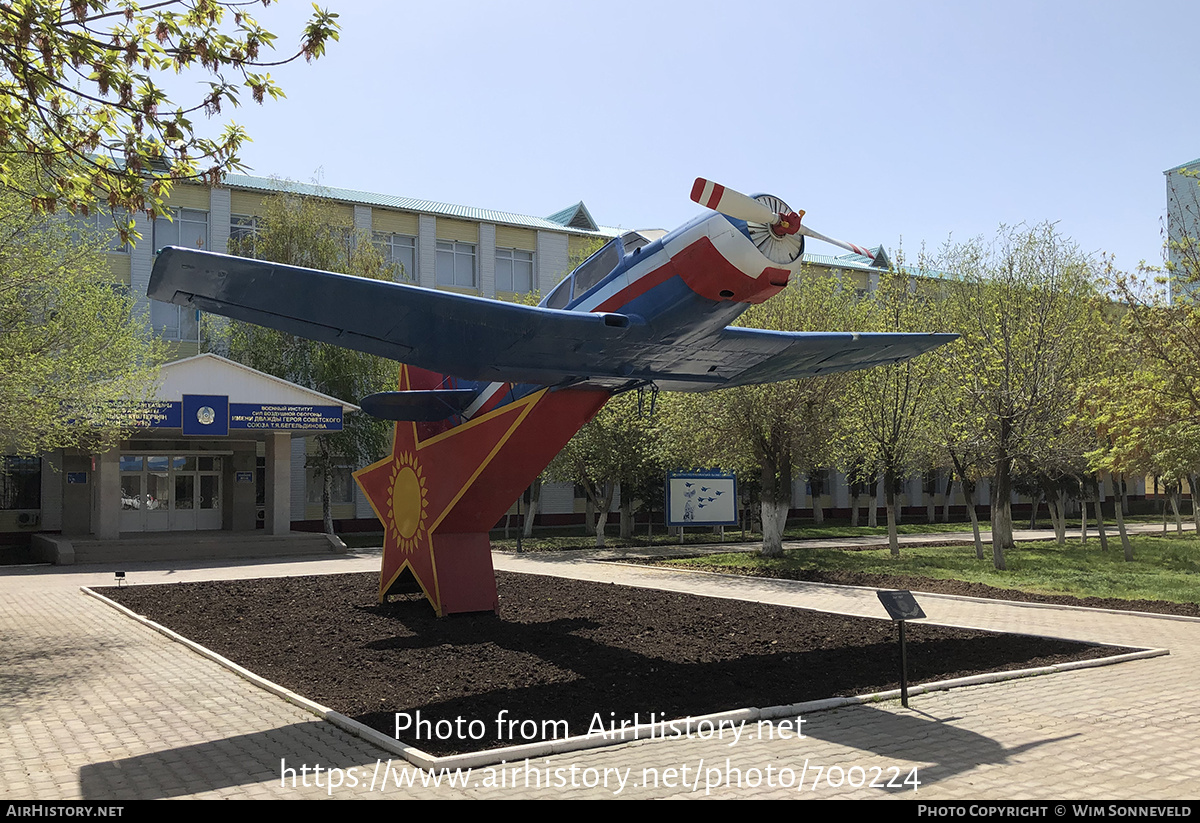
left=386, top=451, right=428, bottom=554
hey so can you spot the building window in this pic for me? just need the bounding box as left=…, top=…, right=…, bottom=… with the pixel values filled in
left=436, top=240, right=476, bottom=288
left=154, top=208, right=209, bottom=250
left=496, top=247, right=534, bottom=293
left=149, top=300, right=198, bottom=341
left=374, top=232, right=417, bottom=283
left=152, top=208, right=208, bottom=341
left=306, top=466, right=354, bottom=505
left=77, top=211, right=130, bottom=253
left=230, top=214, right=260, bottom=254
left=0, top=456, right=40, bottom=510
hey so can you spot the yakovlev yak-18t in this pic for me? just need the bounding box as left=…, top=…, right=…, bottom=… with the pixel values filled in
left=148, top=178, right=956, bottom=615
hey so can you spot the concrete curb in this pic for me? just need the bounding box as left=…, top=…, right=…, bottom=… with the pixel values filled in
left=81, top=583, right=1168, bottom=774
left=606, top=561, right=1200, bottom=624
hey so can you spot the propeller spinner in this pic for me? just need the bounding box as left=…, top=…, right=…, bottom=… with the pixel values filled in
left=690, top=177, right=877, bottom=265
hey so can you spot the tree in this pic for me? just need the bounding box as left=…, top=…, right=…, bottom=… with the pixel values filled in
left=672, top=271, right=858, bottom=557
left=0, top=160, right=162, bottom=454
left=0, top=0, right=339, bottom=227
left=215, top=192, right=393, bottom=534
left=937, top=224, right=1102, bottom=570
left=841, top=268, right=943, bottom=556
left=545, top=391, right=660, bottom=548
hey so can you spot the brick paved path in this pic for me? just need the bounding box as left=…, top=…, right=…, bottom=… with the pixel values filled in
left=2, top=543, right=1197, bottom=800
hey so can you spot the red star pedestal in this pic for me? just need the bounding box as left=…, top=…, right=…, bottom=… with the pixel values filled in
left=355, top=366, right=609, bottom=616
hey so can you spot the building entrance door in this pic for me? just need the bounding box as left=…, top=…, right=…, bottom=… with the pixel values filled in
left=119, top=454, right=222, bottom=532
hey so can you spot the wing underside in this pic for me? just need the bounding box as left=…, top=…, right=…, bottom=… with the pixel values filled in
left=149, top=247, right=956, bottom=393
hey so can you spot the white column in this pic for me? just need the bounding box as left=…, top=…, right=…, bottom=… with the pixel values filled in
left=264, top=432, right=291, bottom=535
left=210, top=187, right=232, bottom=253
left=419, top=215, right=436, bottom=289
left=536, top=231, right=569, bottom=293
left=93, top=448, right=121, bottom=538
left=479, top=222, right=496, bottom=298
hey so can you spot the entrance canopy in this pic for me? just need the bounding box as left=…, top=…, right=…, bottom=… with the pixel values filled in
left=139, top=353, right=361, bottom=435
left=75, top=354, right=362, bottom=540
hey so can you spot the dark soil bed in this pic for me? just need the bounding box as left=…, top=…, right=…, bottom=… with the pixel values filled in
left=680, top=565, right=1200, bottom=618
left=100, top=571, right=1132, bottom=756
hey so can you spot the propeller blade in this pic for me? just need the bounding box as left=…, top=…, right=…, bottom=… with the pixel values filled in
left=690, top=177, right=778, bottom=224
left=691, top=177, right=876, bottom=262
left=795, top=225, right=876, bottom=261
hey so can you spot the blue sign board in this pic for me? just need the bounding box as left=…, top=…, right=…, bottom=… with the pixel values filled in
left=229, top=404, right=343, bottom=431
left=126, top=401, right=182, bottom=428
left=67, top=472, right=88, bottom=485
left=126, top=400, right=342, bottom=432
left=183, top=394, right=229, bottom=437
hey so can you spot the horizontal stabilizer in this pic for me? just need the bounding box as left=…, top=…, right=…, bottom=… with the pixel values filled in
left=360, top=389, right=477, bottom=421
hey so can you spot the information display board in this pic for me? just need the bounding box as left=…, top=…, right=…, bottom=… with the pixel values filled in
left=666, top=471, right=737, bottom=526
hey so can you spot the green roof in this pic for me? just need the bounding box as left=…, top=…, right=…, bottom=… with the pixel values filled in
left=545, top=201, right=599, bottom=231
left=1165, top=158, right=1200, bottom=174
left=223, top=174, right=621, bottom=237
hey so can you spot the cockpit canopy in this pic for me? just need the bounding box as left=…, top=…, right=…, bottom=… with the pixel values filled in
left=541, top=229, right=667, bottom=310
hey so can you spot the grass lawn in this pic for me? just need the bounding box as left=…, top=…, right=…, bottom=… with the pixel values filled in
left=336, top=514, right=1199, bottom=605
left=657, top=534, right=1200, bottom=605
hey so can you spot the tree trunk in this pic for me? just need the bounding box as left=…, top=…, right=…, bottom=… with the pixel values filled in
left=319, top=437, right=335, bottom=536
left=593, top=482, right=615, bottom=549
left=810, top=474, right=824, bottom=525
left=620, top=492, right=633, bottom=540
left=1113, top=475, right=1132, bottom=561
left=961, top=478, right=984, bottom=560
left=1093, top=478, right=1109, bottom=552
left=585, top=495, right=595, bottom=536
left=1055, top=489, right=1067, bottom=546
left=948, top=453, right=982, bottom=559
left=322, top=468, right=334, bottom=536
left=850, top=491, right=861, bottom=527
left=1081, top=499, right=1089, bottom=544
left=942, top=476, right=955, bottom=523
left=885, top=467, right=900, bottom=557
left=967, top=503, right=984, bottom=559
left=1190, top=475, right=1200, bottom=533
left=1029, top=491, right=1043, bottom=530
left=868, top=480, right=878, bottom=527
left=523, top=477, right=541, bottom=539
left=760, top=458, right=792, bottom=558
left=990, top=461, right=1012, bottom=570
left=1041, top=478, right=1062, bottom=542
left=1171, top=484, right=1184, bottom=534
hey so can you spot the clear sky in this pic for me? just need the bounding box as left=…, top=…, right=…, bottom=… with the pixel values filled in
left=189, top=0, right=1200, bottom=273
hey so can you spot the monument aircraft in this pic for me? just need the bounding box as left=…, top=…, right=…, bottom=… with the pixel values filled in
left=148, top=179, right=956, bottom=615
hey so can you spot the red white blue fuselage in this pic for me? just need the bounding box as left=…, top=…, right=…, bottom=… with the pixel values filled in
left=458, top=209, right=801, bottom=419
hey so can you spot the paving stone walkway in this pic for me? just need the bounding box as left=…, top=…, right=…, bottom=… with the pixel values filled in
left=1, top=533, right=1197, bottom=800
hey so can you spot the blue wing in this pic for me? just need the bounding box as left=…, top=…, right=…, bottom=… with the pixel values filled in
left=148, top=247, right=955, bottom=392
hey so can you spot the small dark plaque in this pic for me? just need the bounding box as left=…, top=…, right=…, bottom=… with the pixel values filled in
left=877, top=590, right=926, bottom=621
left=67, top=472, right=88, bottom=484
